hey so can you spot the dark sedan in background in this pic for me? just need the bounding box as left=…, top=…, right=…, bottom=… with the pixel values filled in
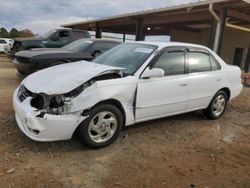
left=13, top=39, right=121, bottom=75
left=10, top=29, right=90, bottom=57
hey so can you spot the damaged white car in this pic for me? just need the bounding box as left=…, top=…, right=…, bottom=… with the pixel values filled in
left=13, top=42, right=243, bottom=148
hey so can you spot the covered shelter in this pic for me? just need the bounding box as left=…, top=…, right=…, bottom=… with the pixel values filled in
left=62, top=0, right=250, bottom=72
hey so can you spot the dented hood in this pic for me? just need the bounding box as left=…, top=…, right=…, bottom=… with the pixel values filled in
left=22, top=61, right=123, bottom=95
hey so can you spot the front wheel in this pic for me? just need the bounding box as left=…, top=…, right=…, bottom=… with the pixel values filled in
left=78, top=104, right=123, bottom=149
left=203, top=90, right=228, bottom=119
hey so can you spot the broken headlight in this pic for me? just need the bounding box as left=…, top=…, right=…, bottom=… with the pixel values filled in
left=50, top=95, right=64, bottom=108
left=31, top=93, right=66, bottom=115
left=48, top=95, right=66, bottom=114
left=32, top=81, right=94, bottom=115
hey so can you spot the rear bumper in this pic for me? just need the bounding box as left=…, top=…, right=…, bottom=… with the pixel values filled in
left=13, top=88, right=87, bottom=142
left=230, top=84, right=243, bottom=101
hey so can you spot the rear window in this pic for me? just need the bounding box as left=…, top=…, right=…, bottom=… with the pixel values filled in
left=210, top=56, right=221, bottom=70
left=63, top=39, right=93, bottom=52
left=72, top=31, right=90, bottom=40
left=91, top=42, right=120, bottom=53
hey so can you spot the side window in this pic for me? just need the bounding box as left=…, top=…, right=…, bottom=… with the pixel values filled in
left=57, top=31, right=70, bottom=40
left=188, top=51, right=211, bottom=73
left=152, top=50, right=185, bottom=76
left=0, top=40, right=7, bottom=44
left=210, top=55, right=221, bottom=70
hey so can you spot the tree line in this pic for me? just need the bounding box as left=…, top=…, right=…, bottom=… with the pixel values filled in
left=0, top=27, right=34, bottom=38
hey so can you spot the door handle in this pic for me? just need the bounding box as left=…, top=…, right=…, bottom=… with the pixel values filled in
left=216, top=78, right=221, bottom=82
left=179, top=83, right=188, bottom=87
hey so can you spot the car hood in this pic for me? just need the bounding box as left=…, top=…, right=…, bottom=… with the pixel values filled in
left=22, top=61, right=123, bottom=95
left=15, top=48, right=75, bottom=59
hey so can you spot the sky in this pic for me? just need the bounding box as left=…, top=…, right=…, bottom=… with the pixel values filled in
left=0, top=0, right=201, bottom=35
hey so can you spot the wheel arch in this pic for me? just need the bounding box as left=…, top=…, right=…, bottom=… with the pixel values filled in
left=73, top=98, right=126, bottom=138
left=219, top=87, right=231, bottom=100
left=89, top=99, right=126, bottom=126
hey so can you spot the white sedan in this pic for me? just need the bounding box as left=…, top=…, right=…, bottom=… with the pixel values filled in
left=13, top=42, right=243, bottom=148
left=0, top=38, right=12, bottom=52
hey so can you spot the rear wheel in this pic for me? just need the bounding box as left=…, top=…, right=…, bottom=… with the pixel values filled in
left=78, top=104, right=123, bottom=149
left=203, top=90, right=228, bottom=119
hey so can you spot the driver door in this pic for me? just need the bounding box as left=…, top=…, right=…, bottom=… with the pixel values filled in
left=136, top=47, right=189, bottom=122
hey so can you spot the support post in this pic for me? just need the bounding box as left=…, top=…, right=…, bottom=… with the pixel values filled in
left=217, top=9, right=227, bottom=55
left=244, top=43, right=250, bottom=73
left=123, top=33, right=126, bottom=42
left=208, top=18, right=218, bottom=51
left=208, top=4, right=225, bottom=54
left=95, top=27, right=102, bottom=38
left=135, top=18, right=145, bottom=41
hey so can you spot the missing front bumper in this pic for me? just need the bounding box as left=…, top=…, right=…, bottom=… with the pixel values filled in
left=13, top=88, right=87, bottom=142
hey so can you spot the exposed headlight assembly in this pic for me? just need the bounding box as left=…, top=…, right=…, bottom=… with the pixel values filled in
left=50, top=95, right=64, bottom=108
left=31, top=93, right=66, bottom=115
left=32, top=81, right=94, bottom=116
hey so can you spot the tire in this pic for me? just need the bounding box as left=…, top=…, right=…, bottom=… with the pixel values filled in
left=78, top=104, right=123, bottom=149
left=203, top=90, right=228, bottom=119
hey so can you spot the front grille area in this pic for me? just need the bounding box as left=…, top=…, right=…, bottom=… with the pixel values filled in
left=18, top=85, right=33, bottom=102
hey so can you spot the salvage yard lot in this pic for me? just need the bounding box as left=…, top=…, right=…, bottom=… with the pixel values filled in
left=0, top=54, right=249, bottom=188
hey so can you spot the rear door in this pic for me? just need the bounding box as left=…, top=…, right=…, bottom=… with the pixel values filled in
left=186, top=48, right=223, bottom=110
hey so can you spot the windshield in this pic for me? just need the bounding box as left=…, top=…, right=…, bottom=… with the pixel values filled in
left=41, top=29, right=57, bottom=38
left=94, top=43, right=157, bottom=75
left=63, top=39, right=93, bottom=52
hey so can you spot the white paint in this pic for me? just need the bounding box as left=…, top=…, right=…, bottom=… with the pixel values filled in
left=0, top=38, right=11, bottom=52
left=22, top=61, right=123, bottom=95
left=13, top=41, right=243, bottom=142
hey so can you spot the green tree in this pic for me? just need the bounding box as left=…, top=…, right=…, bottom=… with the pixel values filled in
left=9, top=28, right=19, bottom=38
left=0, top=27, right=10, bottom=38
left=18, top=29, right=34, bottom=37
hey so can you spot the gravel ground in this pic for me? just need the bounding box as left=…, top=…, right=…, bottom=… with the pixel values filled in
left=0, top=54, right=249, bottom=188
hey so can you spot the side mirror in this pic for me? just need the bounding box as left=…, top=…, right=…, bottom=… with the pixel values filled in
left=141, top=67, right=164, bottom=79
left=92, top=49, right=101, bottom=57
left=51, top=35, right=60, bottom=41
